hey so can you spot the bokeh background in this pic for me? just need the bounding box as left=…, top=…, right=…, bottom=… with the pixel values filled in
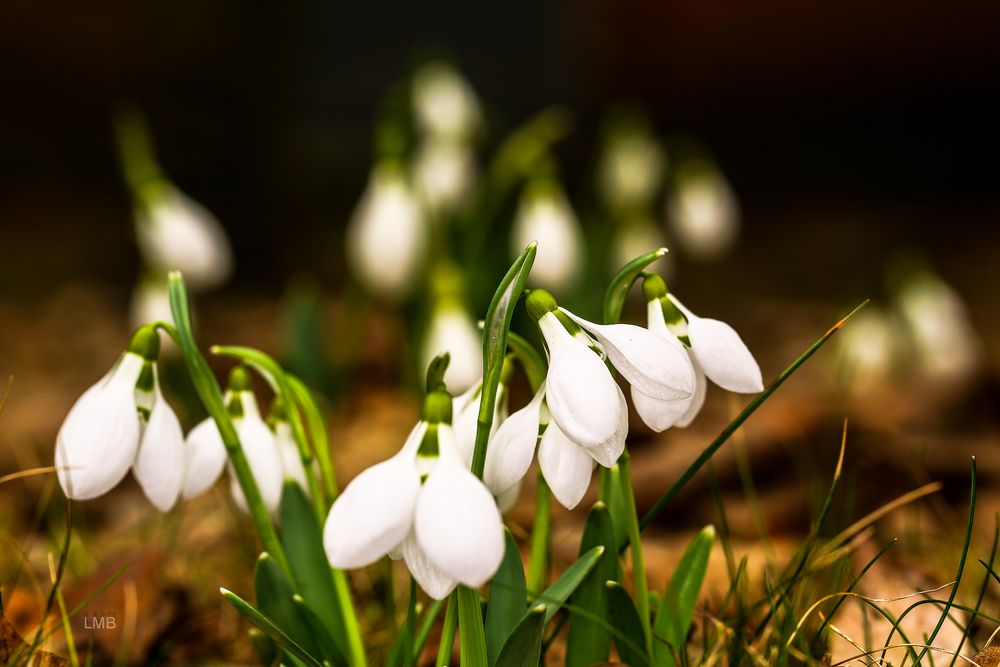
left=1, top=0, right=999, bottom=664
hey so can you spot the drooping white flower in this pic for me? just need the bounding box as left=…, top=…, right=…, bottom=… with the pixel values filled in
left=537, top=418, right=597, bottom=510
left=835, top=306, right=894, bottom=390
left=56, top=352, right=145, bottom=501
left=896, top=271, right=979, bottom=384
left=412, top=62, right=482, bottom=141
left=181, top=415, right=228, bottom=500
left=511, top=181, right=583, bottom=290
left=668, top=161, right=740, bottom=261
left=135, top=183, right=233, bottom=290
left=666, top=294, right=763, bottom=394
left=483, top=386, right=544, bottom=497
left=55, top=326, right=187, bottom=511
left=598, top=122, right=665, bottom=211
left=228, top=392, right=285, bottom=514
left=422, top=299, right=482, bottom=394
left=452, top=380, right=508, bottom=468
left=324, top=391, right=504, bottom=599
left=346, top=163, right=426, bottom=300
left=274, top=421, right=310, bottom=492
left=412, top=139, right=475, bottom=216
left=132, top=366, right=185, bottom=511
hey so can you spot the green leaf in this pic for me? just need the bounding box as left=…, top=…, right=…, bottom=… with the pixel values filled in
left=653, top=525, right=715, bottom=666
left=531, top=545, right=604, bottom=623
left=607, top=582, right=652, bottom=667
left=279, top=481, right=349, bottom=659
left=249, top=628, right=278, bottom=666
left=565, top=502, right=618, bottom=667
left=424, top=352, right=451, bottom=393
left=457, top=586, right=489, bottom=667
left=221, top=587, right=324, bottom=667
left=602, top=248, right=668, bottom=324
left=494, top=604, right=546, bottom=667
left=486, top=529, right=528, bottom=665
left=254, top=552, right=325, bottom=662
left=470, top=242, right=537, bottom=478
left=293, top=594, right=347, bottom=666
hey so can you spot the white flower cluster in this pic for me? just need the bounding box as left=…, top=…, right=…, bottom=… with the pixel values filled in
left=55, top=331, right=306, bottom=514
left=324, top=276, right=762, bottom=597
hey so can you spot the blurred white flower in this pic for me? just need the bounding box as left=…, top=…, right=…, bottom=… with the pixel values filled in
left=422, top=300, right=482, bottom=394
left=347, top=164, right=427, bottom=300
left=599, top=131, right=664, bottom=211
left=835, top=306, right=895, bottom=389
left=512, top=181, right=583, bottom=291
left=135, top=183, right=233, bottom=290
left=412, top=139, right=475, bottom=216
left=228, top=391, right=285, bottom=515
left=412, top=62, right=482, bottom=140
left=611, top=217, right=670, bottom=276
left=668, top=162, right=740, bottom=260
left=896, top=271, right=980, bottom=383
left=323, top=395, right=504, bottom=599
left=274, top=421, right=310, bottom=492
left=129, top=278, right=173, bottom=332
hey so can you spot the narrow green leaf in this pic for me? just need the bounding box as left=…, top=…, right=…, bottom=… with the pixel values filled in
left=471, top=243, right=537, bottom=478
left=653, top=525, right=715, bottom=666
left=565, top=502, right=618, bottom=667
left=457, top=586, right=489, bottom=667
left=530, top=545, right=604, bottom=623
left=607, top=582, right=652, bottom=667
left=249, top=628, right=278, bottom=666
left=254, top=552, right=324, bottom=661
left=279, top=481, right=349, bottom=659
left=602, top=248, right=668, bottom=324
left=486, top=529, right=529, bottom=665
left=293, top=594, right=347, bottom=666
left=221, top=587, right=324, bottom=667
left=495, top=604, right=546, bottom=667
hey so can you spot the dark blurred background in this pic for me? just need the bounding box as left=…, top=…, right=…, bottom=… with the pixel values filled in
left=1, top=0, right=997, bottom=302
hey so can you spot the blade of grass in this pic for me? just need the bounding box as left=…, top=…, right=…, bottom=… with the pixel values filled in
left=950, top=513, right=999, bottom=664
left=637, top=302, right=868, bottom=537
left=221, top=588, right=324, bottom=667
left=436, top=597, right=457, bottom=667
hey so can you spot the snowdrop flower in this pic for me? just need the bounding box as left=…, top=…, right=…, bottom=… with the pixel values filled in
left=179, top=368, right=284, bottom=513
left=346, top=162, right=426, bottom=300
left=451, top=372, right=510, bottom=469
left=412, top=139, right=475, bottom=216
left=835, top=306, right=895, bottom=389
left=55, top=325, right=185, bottom=511
left=668, top=160, right=740, bottom=260
left=522, top=289, right=695, bottom=508
left=273, top=421, right=310, bottom=493
left=598, top=121, right=665, bottom=211
left=421, top=276, right=482, bottom=393
left=630, top=274, right=762, bottom=431
left=896, top=270, right=980, bottom=383
left=135, top=183, right=233, bottom=290
left=511, top=180, right=583, bottom=290
left=129, top=277, right=173, bottom=332
left=323, top=389, right=504, bottom=599
left=412, top=61, right=482, bottom=141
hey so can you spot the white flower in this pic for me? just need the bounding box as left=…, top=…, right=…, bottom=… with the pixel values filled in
left=274, top=421, right=310, bottom=492
left=412, top=62, right=481, bottom=140
left=452, top=380, right=508, bottom=468
left=666, top=294, right=763, bottom=394
left=346, top=164, right=426, bottom=300
left=611, top=216, right=669, bottom=276
left=668, top=162, right=740, bottom=260
left=324, top=401, right=505, bottom=599
left=422, top=301, right=482, bottom=393
left=181, top=415, right=228, bottom=500
left=129, top=278, right=173, bottom=332
left=412, top=140, right=475, bottom=215
left=132, top=366, right=185, bottom=511
left=598, top=129, right=664, bottom=210
left=631, top=299, right=708, bottom=431
left=56, top=352, right=145, bottom=501
left=135, top=184, right=233, bottom=290
left=835, top=306, right=894, bottom=389
left=483, top=386, right=544, bottom=497
left=511, top=182, right=583, bottom=290
left=228, top=392, right=285, bottom=514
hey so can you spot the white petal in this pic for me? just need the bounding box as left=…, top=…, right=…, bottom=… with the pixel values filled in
left=675, top=357, right=708, bottom=427
left=133, top=373, right=184, bottom=512
left=538, top=313, right=622, bottom=449
left=275, top=422, right=310, bottom=491
left=323, top=423, right=425, bottom=569
left=422, top=305, right=483, bottom=394
left=583, top=385, right=628, bottom=468
left=402, top=531, right=457, bottom=600
left=561, top=309, right=695, bottom=400
left=483, top=386, right=544, bottom=496
left=56, top=353, right=143, bottom=500
left=181, top=417, right=228, bottom=499
left=451, top=384, right=482, bottom=468
left=230, top=394, right=284, bottom=514
left=511, top=185, right=582, bottom=290
left=670, top=296, right=763, bottom=393
left=415, top=458, right=504, bottom=588
left=632, top=352, right=707, bottom=431
left=537, top=421, right=594, bottom=510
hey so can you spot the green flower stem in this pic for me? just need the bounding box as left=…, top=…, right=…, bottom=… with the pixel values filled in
left=404, top=578, right=417, bottom=667
left=166, top=273, right=292, bottom=578
left=457, top=586, right=488, bottom=667
left=333, top=568, right=367, bottom=667
left=527, top=471, right=552, bottom=593
left=436, top=597, right=457, bottom=667
left=289, top=374, right=339, bottom=500
left=211, top=345, right=327, bottom=520
left=618, top=451, right=651, bottom=652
